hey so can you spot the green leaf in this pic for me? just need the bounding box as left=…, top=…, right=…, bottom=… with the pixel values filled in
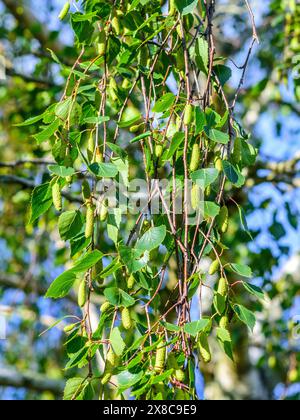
left=214, top=293, right=226, bottom=315
left=55, top=98, right=73, bottom=120
left=119, top=246, right=149, bottom=274
left=104, top=287, right=135, bottom=308
left=152, top=93, right=175, bottom=113
left=63, top=378, right=85, bottom=400
left=89, top=162, right=119, bottom=178
left=161, top=322, right=181, bottom=332
left=116, top=370, right=144, bottom=393
left=167, top=132, right=185, bottom=159
left=48, top=165, right=75, bottom=178
left=130, top=131, right=152, bottom=144
left=72, top=250, right=104, bottom=273
left=29, top=182, right=53, bottom=224
left=194, top=37, right=209, bottom=75
left=136, top=226, right=166, bottom=253
left=243, top=283, right=265, bottom=301
left=202, top=201, right=220, bottom=218
left=151, top=369, right=173, bottom=385
left=230, top=263, right=252, bottom=278
left=216, top=328, right=234, bottom=361
left=83, top=116, right=110, bottom=125
left=110, top=327, right=126, bottom=356
left=222, top=161, right=239, bottom=184
left=14, top=114, right=45, bottom=127
left=46, top=251, right=103, bottom=299
left=175, top=0, right=199, bottom=15
left=207, top=128, right=229, bottom=144
left=191, top=168, right=219, bottom=189
left=233, top=304, right=256, bottom=332
left=58, top=211, right=83, bottom=241
left=184, top=319, right=210, bottom=337
left=214, top=65, right=232, bottom=86
left=45, top=271, right=77, bottom=299
left=237, top=204, right=253, bottom=239
left=33, top=119, right=60, bottom=144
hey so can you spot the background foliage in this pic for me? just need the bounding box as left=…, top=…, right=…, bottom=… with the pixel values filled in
left=0, top=0, right=299, bottom=400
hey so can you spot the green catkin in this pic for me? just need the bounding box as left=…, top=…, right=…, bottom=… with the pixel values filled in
left=101, top=348, right=118, bottom=385
left=95, top=147, right=103, bottom=164
left=87, top=133, right=95, bottom=162
left=82, top=180, right=91, bottom=202
left=64, top=323, right=77, bottom=334
left=78, top=280, right=87, bottom=308
left=155, top=144, right=163, bottom=159
left=184, top=104, right=193, bottom=126
left=100, top=301, right=111, bottom=313
left=58, top=2, right=70, bottom=20
left=220, top=315, right=229, bottom=330
left=174, top=369, right=185, bottom=382
left=191, top=183, right=200, bottom=210
left=232, top=137, right=242, bottom=164
left=176, top=48, right=185, bottom=73
left=52, top=182, right=62, bottom=212
left=100, top=202, right=108, bottom=222
left=214, top=157, right=223, bottom=172
left=154, top=345, right=166, bottom=373
left=218, top=205, right=229, bottom=233
left=217, top=277, right=227, bottom=297
left=130, top=124, right=142, bottom=133
left=121, top=307, right=132, bottom=330
left=111, top=12, right=121, bottom=35
left=209, top=259, right=220, bottom=276
left=97, top=31, right=106, bottom=57
left=169, top=0, right=176, bottom=15
left=109, top=78, right=118, bottom=102
left=198, top=334, right=211, bottom=363
left=127, top=274, right=135, bottom=289
left=85, top=204, right=95, bottom=238
left=190, top=143, right=200, bottom=172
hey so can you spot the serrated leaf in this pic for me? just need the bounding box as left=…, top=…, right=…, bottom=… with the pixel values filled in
left=243, top=282, right=265, bottom=300
left=175, top=0, right=199, bottom=15
left=184, top=319, right=210, bottom=337
left=167, top=132, right=185, bottom=159
left=222, top=161, right=239, bottom=184
left=104, top=287, right=135, bottom=307
left=152, top=93, right=175, bottom=113
left=48, top=165, right=75, bottom=178
left=33, top=119, right=60, bottom=144
left=216, top=327, right=234, bottom=361
left=59, top=211, right=83, bottom=241
left=214, top=293, right=226, bottom=315
left=45, top=251, right=103, bottom=299
left=29, top=182, right=53, bottom=224
left=230, top=263, right=252, bottom=278
left=207, top=128, right=229, bottom=144
left=45, top=271, right=77, bottom=299
left=233, top=304, right=256, bottom=332
left=136, top=226, right=166, bottom=253
left=110, top=327, right=126, bottom=356
left=191, top=168, right=219, bottom=189
left=89, top=162, right=119, bottom=178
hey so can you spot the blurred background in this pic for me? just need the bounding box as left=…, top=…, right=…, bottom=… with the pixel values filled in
left=0, top=0, right=299, bottom=400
